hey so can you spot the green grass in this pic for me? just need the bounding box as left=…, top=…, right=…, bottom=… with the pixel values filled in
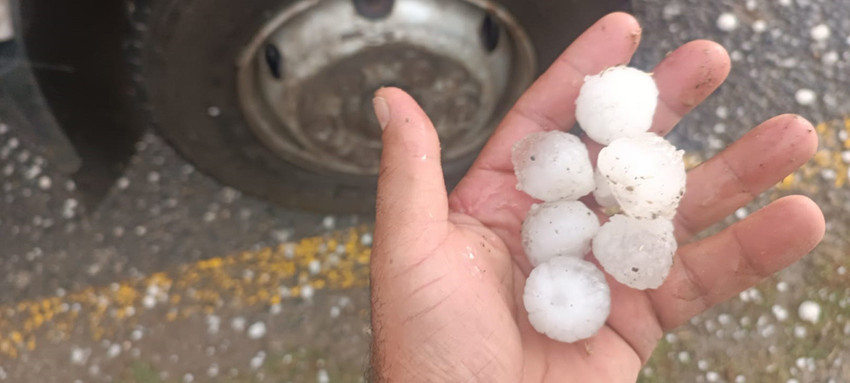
left=117, top=348, right=366, bottom=383
left=119, top=361, right=163, bottom=383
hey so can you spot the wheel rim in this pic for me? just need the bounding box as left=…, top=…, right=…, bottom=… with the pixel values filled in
left=237, top=0, right=536, bottom=176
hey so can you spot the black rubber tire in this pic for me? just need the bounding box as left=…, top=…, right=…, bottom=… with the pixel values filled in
left=139, top=0, right=630, bottom=214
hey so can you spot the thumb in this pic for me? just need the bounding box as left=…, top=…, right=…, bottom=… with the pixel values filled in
left=369, top=88, right=461, bottom=381
left=372, top=87, right=448, bottom=244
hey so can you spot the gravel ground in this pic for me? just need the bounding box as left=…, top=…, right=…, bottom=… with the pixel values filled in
left=1, top=0, right=850, bottom=381
left=635, top=0, right=850, bottom=382
left=0, top=126, right=362, bottom=303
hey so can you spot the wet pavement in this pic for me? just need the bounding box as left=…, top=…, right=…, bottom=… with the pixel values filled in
left=2, top=0, right=850, bottom=381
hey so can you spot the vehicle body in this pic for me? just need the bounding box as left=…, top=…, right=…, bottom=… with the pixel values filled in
left=4, top=0, right=630, bottom=213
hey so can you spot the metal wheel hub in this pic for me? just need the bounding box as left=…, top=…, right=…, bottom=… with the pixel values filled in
left=237, top=0, right=535, bottom=176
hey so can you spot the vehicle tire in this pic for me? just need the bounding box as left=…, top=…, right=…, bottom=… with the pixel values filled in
left=137, top=0, right=630, bottom=214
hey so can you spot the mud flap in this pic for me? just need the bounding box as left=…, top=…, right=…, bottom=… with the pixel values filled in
left=8, top=0, right=144, bottom=207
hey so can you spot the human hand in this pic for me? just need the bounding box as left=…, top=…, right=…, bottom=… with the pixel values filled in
left=368, top=12, right=825, bottom=382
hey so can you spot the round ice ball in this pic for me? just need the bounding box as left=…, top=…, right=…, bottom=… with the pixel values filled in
left=592, top=168, right=618, bottom=208
left=592, top=215, right=677, bottom=290
left=522, top=200, right=600, bottom=266
left=512, top=131, right=594, bottom=201
left=597, top=133, right=686, bottom=219
left=524, top=256, right=611, bottom=343
left=575, top=66, right=659, bottom=145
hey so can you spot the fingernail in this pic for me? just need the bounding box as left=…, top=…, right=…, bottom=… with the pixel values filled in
left=373, top=97, right=390, bottom=131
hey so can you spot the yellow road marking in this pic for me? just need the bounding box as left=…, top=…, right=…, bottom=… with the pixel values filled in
left=0, top=226, right=372, bottom=359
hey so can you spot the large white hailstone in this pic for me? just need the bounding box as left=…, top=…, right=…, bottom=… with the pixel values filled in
left=523, top=256, right=610, bottom=343
left=592, top=215, right=677, bottom=290
left=592, top=169, right=618, bottom=208
left=512, top=131, right=594, bottom=201
left=597, top=133, right=686, bottom=219
left=522, top=200, right=599, bottom=266
left=575, top=66, right=659, bottom=145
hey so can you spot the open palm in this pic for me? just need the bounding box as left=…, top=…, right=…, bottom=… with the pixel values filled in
left=369, top=13, right=825, bottom=382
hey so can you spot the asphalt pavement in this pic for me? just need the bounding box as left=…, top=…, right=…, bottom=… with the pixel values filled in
left=2, top=0, right=850, bottom=381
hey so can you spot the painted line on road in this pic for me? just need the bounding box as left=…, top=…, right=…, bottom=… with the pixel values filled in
left=0, top=226, right=373, bottom=359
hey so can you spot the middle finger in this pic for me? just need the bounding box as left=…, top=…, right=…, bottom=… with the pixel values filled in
left=673, top=114, right=818, bottom=241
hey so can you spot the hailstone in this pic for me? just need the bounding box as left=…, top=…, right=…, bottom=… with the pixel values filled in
left=523, top=256, right=610, bottom=343
left=575, top=66, right=659, bottom=145
left=592, top=168, right=618, bottom=208
left=597, top=133, right=686, bottom=219
left=512, top=131, right=594, bottom=201
left=522, top=200, right=599, bottom=266
left=592, top=215, right=677, bottom=290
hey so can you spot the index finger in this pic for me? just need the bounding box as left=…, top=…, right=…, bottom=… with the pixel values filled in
left=470, top=12, right=642, bottom=173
